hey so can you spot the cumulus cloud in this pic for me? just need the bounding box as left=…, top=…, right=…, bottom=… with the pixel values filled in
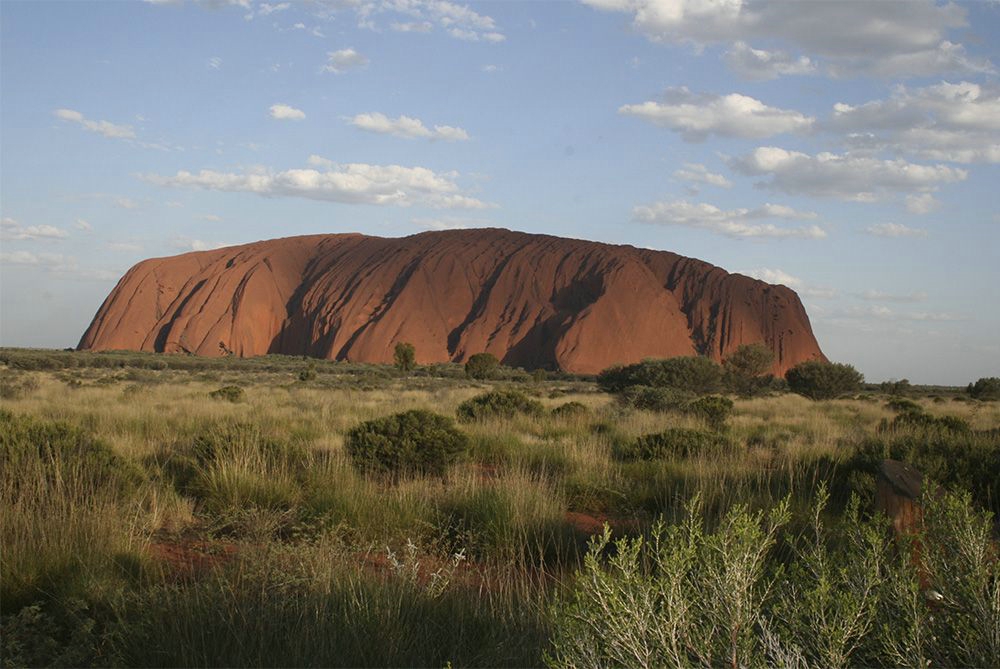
left=323, top=48, right=368, bottom=73
left=75, top=219, right=93, bottom=231
left=347, top=112, right=470, bottom=141
left=269, top=103, right=306, bottom=120
left=54, top=108, right=135, bottom=140
left=1, top=218, right=69, bottom=241
left=633, top=199, right=825, bottom=239
left=207, top=56, right=223, bottom=69
left=141, top=157, right=493, bottom=209
left=864, top=222, right=929, bottom=238
left=391, top=21, right=433, bottom=32
left=729, top=147, right=966, bottom=201
left=619, top=88, right=813, bottom=141
left=673, top=163, right=732, bottom=188
left=0, top=250, right=68, bottom=265
left=411, top=216, right=492, bottom=231
left=905, top=193, right=939, bottom=215
left=741, top=267, right=837, bottom=298
left=723, top=42, right=816, bottom=80
left=580, top=0, right=993, bottom=77
left=831, top=81, right=1000, bottom=164
left=171, top=237, right=230, bottom=252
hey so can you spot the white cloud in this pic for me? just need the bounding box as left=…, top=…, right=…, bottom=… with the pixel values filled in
left=0, top=218, right=69, bottom=241
left=348, top=112, right=470, bottom=141
left=905, top=193, right=939, bottom=215
left=323, top=48, right=368, bottom=73
left=391, top=21, right=433, bottom=32
left=257, top=2, right=290, bottom=16
left=269, top=103, right=306, bottom=120
left=0, top=250, right=68, bottom=265
left=864, top=222, right=929, bottom=238
left=411, top=216, right=492, bottom=231
left=619, top=88, right=813, bottom=141
left=831, top=81, right=1000, bottom=164
left=481, top=64, right=502, bottom=73
left=107, top=242, right=144, bottom=252
left=835, top=305, right=961, bottom=322
left=742, top=266, right=837, bottom=298
left=723, top=42, right=816, bottom=80
left=74, top=219, right=93, bottom=231
left=198, top=213, right=223, bottom=221
left=114, top=197, right=140, bottom=209
left=580, top=0, right=993, bottom=77
left=730, top=147, right=966, bottom=201
left=54, top=108, right=135, bottom=140
left=207, top=56, right=223, bottom=69
left=141, top=158, right=493, bottom=209
left=673, top=163, right=732, bottom=188
left=633, top=199, right=826, bottom=239
left=171, top=237, right=230, bottom=252
left=857, top=290, right=928, bottom=303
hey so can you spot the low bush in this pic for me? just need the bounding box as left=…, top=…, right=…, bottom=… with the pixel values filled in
left=616, top=385, right=694, bottom=413
left=885, top=397, right=922, bottom=413
left=597, top=356, right=723, bottom=395
left=0, top=371, right=40, bottom=400
left=346, top=410, right=469, bottom=479
left=785, top=360, right=863, bottom=400
left=551, top=401, right=589, bottom=418
left=456, top=390, right=544, bottom=422
left=881, top=409, right=971, bottom=435
left=612, top=428, right=724, bottom=462
left=0, top=410, right=143, bottom=499
left=208, top=385, right=244, bottom=402
left=685, top=395, right=734, bottom=430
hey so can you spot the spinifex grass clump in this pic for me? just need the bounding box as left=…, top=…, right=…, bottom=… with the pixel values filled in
left=208, top=385, right=244, bottom=402
left=346, top=409, right=469, bottom=479
left=456, top=389, right=544, bottom=422
left=0, top=410, right=149, bottom=620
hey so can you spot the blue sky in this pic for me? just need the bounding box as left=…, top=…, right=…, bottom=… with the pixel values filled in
left=1, top=0, right=998, bottom=385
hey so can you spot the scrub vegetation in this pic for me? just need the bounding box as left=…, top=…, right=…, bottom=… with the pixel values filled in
left=1, top=347, right=998, bottom=668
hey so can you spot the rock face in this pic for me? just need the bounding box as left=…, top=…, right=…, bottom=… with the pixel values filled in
left=78, top=229, right=826, bottom=375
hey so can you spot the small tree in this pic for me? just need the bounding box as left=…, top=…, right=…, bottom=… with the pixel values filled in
left=967, top=377, right=1000, bottom=400
left=464, top=352, right=499, bottom=380
left=786, top=360, right=863, bottom=400
left=723, top=343, right=774, bottom=397
left=393, top=342, right=416, bottom=373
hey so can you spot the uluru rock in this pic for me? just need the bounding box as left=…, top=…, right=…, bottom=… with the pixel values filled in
left=78, top=228, right=826, bottom=375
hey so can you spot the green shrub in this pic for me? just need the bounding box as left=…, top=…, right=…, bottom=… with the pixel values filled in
left=723, top=343, right=775, bottom=397
left=885, top=397, right=921, bottom=413
left=597, top=356, right=723, bottom=395
left=612, top=428, right=724, bottom=461
left=616, top=385, right=695, bottom=412
left=298, top=364, right=317, bottom=381
left=785, top=360, right=863, bottom=400
left=551, top=401, right=589, bottom=418
left=879, top=378, right=911, bottom=396
left=346, top=410, right=469, bottom=479
left=0, top=410, right=143, bottom=498
left=209, top=385, right=244, bottom=402
left=464, top=353, right=499, bottom=380
left=0, top=371, right=40, bottom=400
left=393, top=342, right=416, bottom=373
left=456, top=390, right=544, bottom=422
left=967, top=376, right=1000, bottom=400
left=685, top=395, right=734, bottom=430
left=883, top=409, right=971, bottom=435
